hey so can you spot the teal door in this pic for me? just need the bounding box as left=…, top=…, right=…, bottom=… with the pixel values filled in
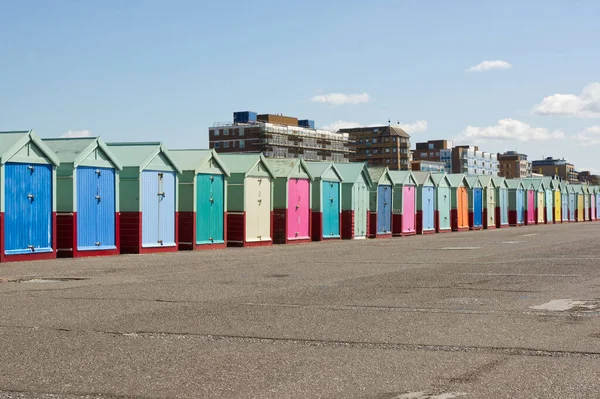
left=437, top=187, right=451, bottom=230
left=196, top=174, right=224, bottom=245
left=322, top=181, right=340, bottom=238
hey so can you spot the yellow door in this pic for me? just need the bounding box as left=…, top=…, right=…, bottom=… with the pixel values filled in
left=537, top=192, right=544, bottom=223
left=554, top=191, right=561, bottom=222
left=577, top=194, right=584, bottom=221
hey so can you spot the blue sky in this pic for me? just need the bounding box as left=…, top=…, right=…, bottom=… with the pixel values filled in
left=2, top=1, right=600, bottom=170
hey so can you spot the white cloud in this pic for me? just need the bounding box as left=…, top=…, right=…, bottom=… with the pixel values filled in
left=576, top=126, right=600, bottom=145
left=533, top=82, right=600, bottom=118
left=61, top=130, right=91, bottom=138
left=397, top=120, right=428, bottom=134
left=466, top=60, right=512, bottom=72
left=311, top=92, right=370, bottom=106
left=456, top=119, right=565, bottom=143
left=320, top=121, right=363, bottom=131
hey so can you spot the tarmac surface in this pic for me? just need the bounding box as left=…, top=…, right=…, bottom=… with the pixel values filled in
left=0, top=223, right=599, bottom=398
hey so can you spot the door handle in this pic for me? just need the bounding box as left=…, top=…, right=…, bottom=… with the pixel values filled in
left=158, top=192, right=165, bottom=197
left=27, top=193, right=34, bottom=201
left=95, top=242, right=101, bottom=246
left=27, top=245, right=35, bottom=252
left=95, top=195, right=101, bottom=201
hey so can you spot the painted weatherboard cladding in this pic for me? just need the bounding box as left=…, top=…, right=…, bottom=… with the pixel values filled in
left=437, top=186, right=451, bottom=231
left=141, top=171, right=176, bottom=247
left=322, top=181, right=340, bottom=238
left=353, top=181, right=369, bottom=237
left=376, top=185, right=392, bottom=234
left=472, top=188, right=483, bottom=228
left=421, top=186, right=435, bottom=232
left=196, top=174, right=225, bottom=244
left=500, top=188, right=509, bottom=225
left=245, top=177, right=272, bottom=242
left=4, top=163, right=53, bottom=255
left=402, top=186, right=416, bottom=233
left=336, top=163, right=371, bottom=240
left=76, top=167, right=116, bottom=250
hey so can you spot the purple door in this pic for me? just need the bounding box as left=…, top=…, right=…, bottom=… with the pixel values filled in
left=527, top=190, right=535, bottom=223
left=402, top=186, right=415, bottom=233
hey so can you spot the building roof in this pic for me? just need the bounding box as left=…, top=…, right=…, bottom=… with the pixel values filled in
left=446, top=173, right=469, bottom=188
left=430, top=172, right=452, bottom=187
left=339, top=125, right=410, bottom=138
left=218, top=153, right=275, bottom=178
left=264, top=158, right=312, bottom=180
left=106, top=142, right=181, bottom=173
left=412, top=171, right=435, bottom=186
left=478, top=175, right=497, bottom=188
left=334, top=162, right=373, bottom=185
left=0, top=130, right=60, bottom=166
left=304, top=162, right=343, bottom=181
left=169, top=149, right=230, bottom=176
left=506, top=179, right=525, bottom=190
left=491, top=176, right=508, bottom=188
left=465, top=176, right=482, bottom=189
left=388, top=170, right=417, bottom=186
left=42, top=137, right=122, bottom=170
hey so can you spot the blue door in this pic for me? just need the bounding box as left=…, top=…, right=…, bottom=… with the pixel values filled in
left=4, top=163, right=53, bottom=255
left=377, top=185, right=392, bottom=233
left=568, top=193, right=575, bottom=221
left=516, top=189, right=524, bottom=224
left=501, top=189, right=509, bottom=225
left=561, top=194, right=568, bottom=221
left=473, top=188, right=482, bottom=227
left=142, top=170, right=176, bottom=247
left=77, top=167, right=116, bottom=251
left=196, top=174, right=224, bottom=245
left=422, top=187, right=434, bottom=231
left=322, top=181, right=340, bottom=238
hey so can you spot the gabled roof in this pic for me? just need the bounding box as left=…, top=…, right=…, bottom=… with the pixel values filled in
left=169, top=149, right=230, bottom=176
left=521, top=179, right=535, bottom=190
left=218, top=153, right=275, bottom=178
left=264, top=158, right=313, bottom=180
left=388, top=170, right=418, bottom=186
left=491, top=176, right=508, bottom=188
left=478, top=175, right=497, bottom=189
left=334, top=162, right=373, bottom=186
left=106, top=142, right=181, bottom=174
left=42, top=137, right=123, bottom=170
left=571, top=184, right=584, bottom=194
left=430, top=172, right=452, bottom=188
left=465, top=176, right=483, bottom=189
left=367, top=166, right=393, bottom=185
left=411, top=171, right=435, bottom=186
left=446, top=173, right=469, bottom=188
left=522, top=178, right=545, bottom=191
left=304, top=161, right=343, bottom=181
left=506, top=179, right=525, bottom=190
left=0, top=130, right=60, bottom=166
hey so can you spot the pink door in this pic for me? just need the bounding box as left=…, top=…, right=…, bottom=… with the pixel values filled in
left=287, top=179, right=310, bottom=240
left=527, top=191, right=535, bottom=223
left=402, top=186, right=415, bottom=233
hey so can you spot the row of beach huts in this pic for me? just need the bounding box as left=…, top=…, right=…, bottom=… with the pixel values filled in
left=0, top=130, right=598, bottom=263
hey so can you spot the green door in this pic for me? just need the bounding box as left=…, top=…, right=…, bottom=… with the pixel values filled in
left=196, top=174, right=224, bottom=245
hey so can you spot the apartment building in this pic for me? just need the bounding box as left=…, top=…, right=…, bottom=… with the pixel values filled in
left=451, top=146, right=499, bottom=176
left=410, top=160, right=446, bottom=172
left=209, top=111, right=352, bottom=162
left=579, top=171, right=600, bottom=185
left=412, top=140, right=453, bottom=172
left=497, top=151, right=532, bottom=179
left=531, top=157, right=578, bottom=184
left=339, top=125, right=411, bottom=170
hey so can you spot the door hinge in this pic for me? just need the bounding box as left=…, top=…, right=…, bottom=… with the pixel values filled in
left=95, top=169, right=101, bottom=176
left=27, top=245, right=35, bottom=252
left=27, top=165, right=35, bottom=172
left=95, top=242, right=101, bottom=246
left=157, top=240, right=163, bottom=245
left=27, top=193, right=34, bottom=201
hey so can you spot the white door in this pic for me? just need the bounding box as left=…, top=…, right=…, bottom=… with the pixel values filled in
left=245, top=177, right=271, bottom=242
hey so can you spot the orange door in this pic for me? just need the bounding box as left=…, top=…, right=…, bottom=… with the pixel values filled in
left=458, top=187, right=469, bottom=228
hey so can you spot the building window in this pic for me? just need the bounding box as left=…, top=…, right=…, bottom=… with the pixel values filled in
left=214, top=142, right=220, bottom=148
left=239, top=140, right=245, bottom=149
left=233, top=128, right=239, bottom=136
left=393, top=148, right=397, bottom=153
left=393, top=159, right=397, bottom=164
left=239, top=129, right=244, bottom=136
left=223, top=142, right=229, bottom=148
left=385, top=148, right=390, bottom=153
left=359, top=139, right=363, bottom=144
left=372, top=138, right=378, bottom=144
left=219, top=129, right=224, bottom=135
left=393, top=137, right=397, bottom=142
left=386, top=159, right=391, bottom=164
left=224, top=129, right=229, bottom=136
left=384, top=137, right=389, bottom=143
left=373, top=149, right=378, bottom=154
left=420, top=152, right=427, bottom=157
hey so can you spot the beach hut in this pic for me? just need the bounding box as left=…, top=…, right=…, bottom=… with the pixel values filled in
left=169, top=149, right=229, bottom=250
left=446, top=174, right=469, bottom=232
left=523, top=179, right=546, bottom=225
left=478, top=175, right=497, bottom=229
left=335, top=163, right=371, bottom=240
left=507, top=179, right=525, bottom=226
left=219, top=154, right=275, bottom=247
left=582, top=185, right=591, bottom=222
left=594, top=186, right=600, bottom=220
left=107, top=142, right=181, bottom=254
left=465, top=176, right=483, bottom=231
left=549, top=179, right=562, bottom=223
left=0, top=130, right=59, bottom=263
left=367, top=167, right=394, bottom=238
left=522, top=180, right=536, bottom=225
left=574, top=185, right=585, bottom=222
left=389, top=171, right=418, bottom=236
left=592, top=186, right=598, bottom=221
left=492, top=177, right=509, bottom=228
left=304, top=162, right=343, bottom=241
left=265, top=158, right=313, bottom=244
left=431, top=173, right=452, bottom=233
left=566, top=184, right=576, bottom=222
left=43, top=137, right=122, bottom=258
left=413, top=171, right=436, bottom=235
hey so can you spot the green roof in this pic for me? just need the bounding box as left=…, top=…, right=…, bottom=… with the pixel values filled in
left=506, top=179, right=524, bottom=189
left=465, top=176, right=482, bottom=188
left=304, top=161, right=343, bottom=181
left=388, top=170, right=417, bottom=186
left=169, top=149, right=230, bottom=176
left=478, top=175, right=496, bottom=188
left=219, top=153, right=275, bottom=178
left=334, top=162, right=373, bottom=185
left=430, top=172, right=451, bottom=187
left=491, top=176, right=508, bottom=188
left=42, top=137, right=122, bottom=170
left=106, top=142, right=181, bottom=173
left=446, top=174, right=468, bottom=188
left=0, top=130, right=60, bottom=166
left=264, top=158, right=312, bottom=179
left=412, top=171, right=434, bottom=186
